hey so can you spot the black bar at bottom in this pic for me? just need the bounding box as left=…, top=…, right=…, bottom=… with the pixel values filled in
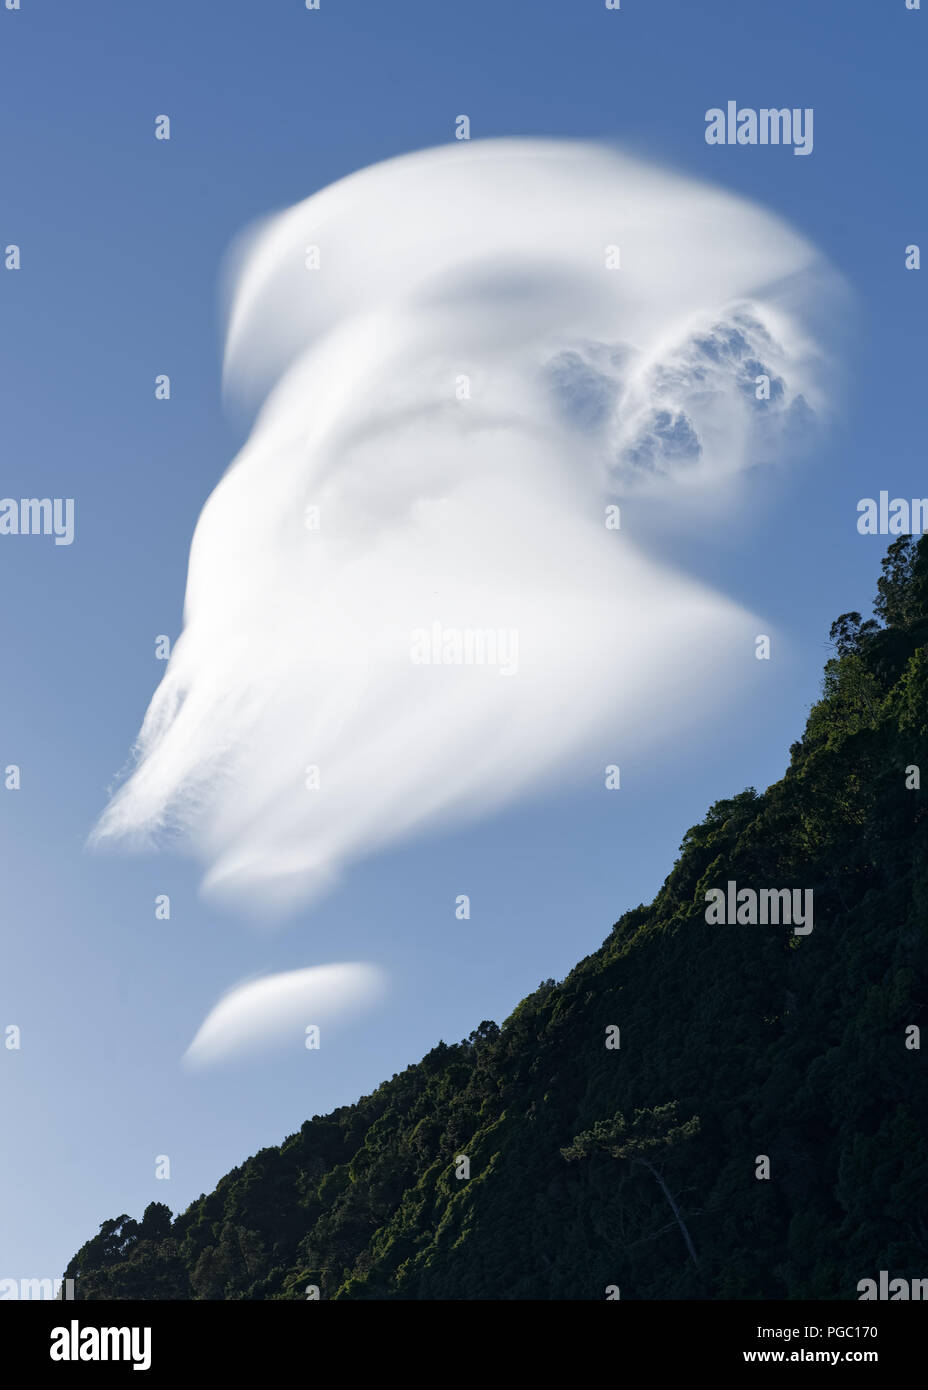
left=4, top=1298, right=923, bottom=1376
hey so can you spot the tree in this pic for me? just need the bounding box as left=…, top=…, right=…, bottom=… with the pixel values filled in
left=828, top=612, right=879, bottom=658
left=562, top=1104, right=702, bottom=1269
left=874, top=535, right=928, bottom=629
left=140, top=1202, right=173, bottom=1241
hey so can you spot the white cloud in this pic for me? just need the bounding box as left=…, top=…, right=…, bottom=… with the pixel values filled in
left=92, top=139, right=839, bottom=915
left=183, top=962, right=385, bottom=1068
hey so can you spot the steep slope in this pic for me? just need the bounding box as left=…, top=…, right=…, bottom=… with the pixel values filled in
left=66, top=536, right=928, bottom=1300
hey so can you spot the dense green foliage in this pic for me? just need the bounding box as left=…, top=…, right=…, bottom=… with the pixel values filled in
left=66, top=539, right=928, bottom=1300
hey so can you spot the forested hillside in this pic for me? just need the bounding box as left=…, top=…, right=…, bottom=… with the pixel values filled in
left=66, top=536, right=928, bottom=1300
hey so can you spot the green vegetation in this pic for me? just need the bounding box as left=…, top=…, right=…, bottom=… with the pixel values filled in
left=66, top=537, right=928, bottom=1300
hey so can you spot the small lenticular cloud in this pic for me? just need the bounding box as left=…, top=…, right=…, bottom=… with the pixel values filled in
left=183, top=962, right=384, bottom=1068
left=92, top=139, right=839, bottom=915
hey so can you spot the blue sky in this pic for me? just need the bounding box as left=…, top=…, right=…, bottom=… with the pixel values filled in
left=0, top=0, right=924, bottom=1283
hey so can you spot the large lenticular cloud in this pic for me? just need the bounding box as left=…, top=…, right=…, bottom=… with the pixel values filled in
left=93, top=140, right=835, bottom=914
